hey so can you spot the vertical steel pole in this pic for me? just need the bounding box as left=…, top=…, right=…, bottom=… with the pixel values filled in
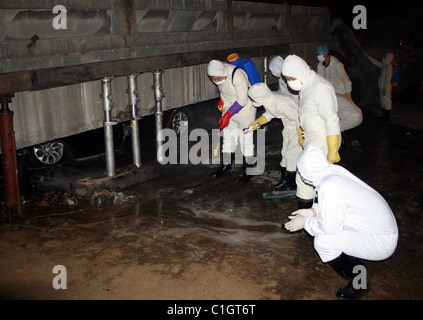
left=100, top=77, right=117, bottom=177
left=263, top=56, right=268, bottom=84
left=153, top=70, right=165, bottom=164
left=127, top=74, right=142, bottom=168
left=0, top=93, right=22, bottom=217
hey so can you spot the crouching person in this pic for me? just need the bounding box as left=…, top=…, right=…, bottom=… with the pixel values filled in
left=284, top=145, right=398, bottom=300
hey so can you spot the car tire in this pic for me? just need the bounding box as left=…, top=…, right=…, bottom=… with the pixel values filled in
left=27, top=140, right=68, bottom=167
left=167, top=107, right=193, bottom=136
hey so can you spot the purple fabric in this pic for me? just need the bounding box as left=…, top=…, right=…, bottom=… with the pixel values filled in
left=228, top=101, right=243, bottom=115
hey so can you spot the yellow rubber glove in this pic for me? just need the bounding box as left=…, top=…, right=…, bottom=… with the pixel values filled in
left=247, top=115, right=269, bottom=132
left=296, top=127, right=304, bottom=147
left=326, top=135, right=341, bottom=164
left=344, top=92, right=353, bottom=101
left=217, top=97, right=224, bottom=113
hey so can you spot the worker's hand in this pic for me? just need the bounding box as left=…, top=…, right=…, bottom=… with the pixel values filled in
left=218, top=111, right=233, bottom=130
left=344, top=92, right=353, bottom=101
left=289, top=208, right=316, bottom=219
left=326, top=135, right=341, bottom=164
left=217, top=97, right=224, bottom=113
left=247, top=115, right=269, bottom=132
left=284, top=215, right=305, bottom=232
left=382, top=88, right=387, bottom=96
left=296, top=127, right=304, bottom=147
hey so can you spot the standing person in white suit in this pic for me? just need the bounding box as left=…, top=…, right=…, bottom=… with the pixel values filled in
left=316, top=45, right=353, bottom=101
left=365, top=52, right=394, bottom=121
left=270, top=55, right=362, bottom=133
left=246, top=82, right=302, bottom=191
left=207, top=59, right=257, bottom=184
left=281, top=54, right=341, bottom=209
left=284, top=145, right=398, bottom=300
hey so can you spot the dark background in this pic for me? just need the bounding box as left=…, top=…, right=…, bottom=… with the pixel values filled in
left=245, top=0, right=423, bottom=51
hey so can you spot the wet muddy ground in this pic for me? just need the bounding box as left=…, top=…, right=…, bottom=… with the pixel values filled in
left=1, top=93, right=423, bottom=301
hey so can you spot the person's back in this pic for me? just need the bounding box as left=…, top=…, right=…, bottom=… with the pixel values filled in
left=318, top=173, right=398, bottom=236
left=336, top=93, right=363, bottom=132
left=264, top=91, right=299, bottom=123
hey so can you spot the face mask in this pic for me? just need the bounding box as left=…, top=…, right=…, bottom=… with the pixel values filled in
left=317, top=55, right=325, bottom=63
left=214, top=79, right=226, bottom=86
left=288, top=79, right=303, bottom=91
left=252, top=102, right=262, bottom=108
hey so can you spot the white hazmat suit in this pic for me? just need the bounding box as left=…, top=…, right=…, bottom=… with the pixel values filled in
left=281, top=55, right=341, bottom=201
left=207, top=60, right=256, bottom=157
left=336, top=93, right=363, bottom=131
left=268, top=56, right=361, bottom=132
left=368, top=53, right=394, bottom=111
left=317, top=55, right=352, bottom=96
left=268, top=56, right=299, bottom=100
left=248, top=83, right=301, bottom=172
left=297, top=145, right=398, bottom=263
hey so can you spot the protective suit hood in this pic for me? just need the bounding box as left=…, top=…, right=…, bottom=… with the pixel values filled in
left=384, top=53, right=394, bottom=65
left=207, top=60, right=227, bottom=77
left=298, top=145, right=373, bottom=192
left=269, top=56, right=284, bottom=78
left=248, top=82, right=272, bottom=105
left=297, top=145, right=333, bottom=186
left=281, top=54, right=315, bottom=88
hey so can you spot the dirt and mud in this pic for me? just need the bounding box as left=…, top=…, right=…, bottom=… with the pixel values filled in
left=1, top=94, right=423, bottom=301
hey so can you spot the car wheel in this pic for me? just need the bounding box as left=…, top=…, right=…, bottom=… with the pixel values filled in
left=27, top=140, right=67, bottom=167
left=167, top=108, right=193, bottom=136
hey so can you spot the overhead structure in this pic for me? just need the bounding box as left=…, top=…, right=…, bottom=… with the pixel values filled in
left=0, top=0, right=331, bottom=93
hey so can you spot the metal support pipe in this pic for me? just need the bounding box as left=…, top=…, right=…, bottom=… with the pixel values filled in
left=0, top=93, right=22, bottom=217
left=263, top=56, right=268, bottom=84
left=100, top=77, right=117, bottom=177
left=127, top=74, right=142, bottom=168
left=153, top=70, right=165, bottom=164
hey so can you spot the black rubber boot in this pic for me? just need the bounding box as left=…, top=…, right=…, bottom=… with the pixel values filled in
left=382, top=109, right=391, bottom=121
left=211, top=153, right=234, bottom=178
left=272, top=169, right=297, bottom=191
left=238, top=157, right=255, bottom=184
left=327, top=253, right=371, bottom=300
left=272, top=167, right=287, bottom=190
left=297, top=198, right=313, bottom=209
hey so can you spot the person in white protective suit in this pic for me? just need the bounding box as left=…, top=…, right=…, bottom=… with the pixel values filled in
left=316, top=45, right=353, bottom=101
left=271, top=55, right=362, bottom=137
left=247, top=82, right=302, bottom=191
left=365, top=52, right=394, bottom=121
left=281, top=54, right=341, bottom=209
left=268, top=56, right=299, bottom=100
left=284, top=145, right=398, bottom=300
left=207, top=59, right=257, bottom=184
left=336, top=93, right=363, bottom=132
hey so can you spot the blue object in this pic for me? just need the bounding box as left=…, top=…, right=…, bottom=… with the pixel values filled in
left=227, top=53, right=262, bottom=85
left=316, top=45, right=329, bottom=55
left=382, top=88, right=386, bottom=96
left=392, top=64, right=400, bottom=87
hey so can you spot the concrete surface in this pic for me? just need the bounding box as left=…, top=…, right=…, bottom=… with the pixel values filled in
left=0, top=92, right=423, bottom=303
